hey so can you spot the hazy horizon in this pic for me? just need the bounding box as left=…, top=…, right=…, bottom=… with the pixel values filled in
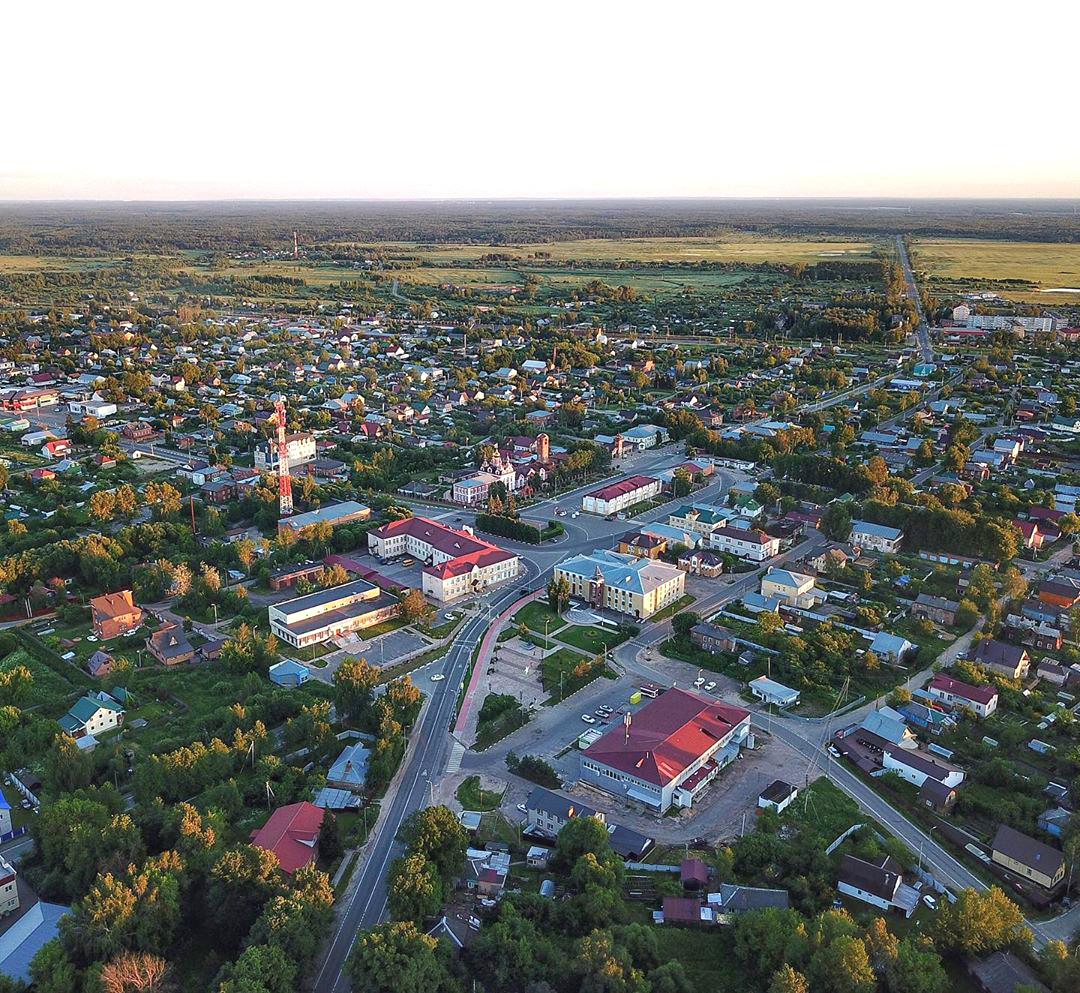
left=8, top=1, right=1080, bottom=202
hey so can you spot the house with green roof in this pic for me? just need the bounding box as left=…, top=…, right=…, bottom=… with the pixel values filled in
left=668, top=504, right=730, bottom=537
left=57, top=692, right=124, bottom=740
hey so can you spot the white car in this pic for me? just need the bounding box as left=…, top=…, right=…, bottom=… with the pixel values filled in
left=572, top=512, right=580, bottom=518
left=922, top=894, right=938, bottom=910
left=516, top=803, right=526, bottom=813
left=86, top=635, right=98, bottom=643
left=705, top=681, right=717, bottom=692
left=431, top=673, right=446, bottom=681
left=581, top=714, right=596, bottom=724
left=693, top=677, right=705, bottom=688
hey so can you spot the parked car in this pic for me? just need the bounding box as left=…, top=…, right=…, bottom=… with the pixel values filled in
left=581, top=714, right=596, bottom=724
left=922, top=894, right=938, bottom=910
left=705, top=681, right=717, bottom=692
left=693, top=677, right=705, bottom=688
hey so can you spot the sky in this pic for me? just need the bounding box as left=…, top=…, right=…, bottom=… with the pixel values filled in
left=5, top=0, right=1080, bottom=201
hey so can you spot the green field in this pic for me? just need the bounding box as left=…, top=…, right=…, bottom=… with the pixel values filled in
left=913, top=238, right=1080, bottom=302
left=340, top=235, right=877, bottom=265
left=0, top=647, right=79, bottom=712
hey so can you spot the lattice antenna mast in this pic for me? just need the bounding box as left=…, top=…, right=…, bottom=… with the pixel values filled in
left=275, top=399, right=293, bottom=517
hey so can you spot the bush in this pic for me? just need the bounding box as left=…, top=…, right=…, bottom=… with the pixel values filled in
left=475, top=513, right=542, bottom=544
left=506, top=751, right=560, bottom=789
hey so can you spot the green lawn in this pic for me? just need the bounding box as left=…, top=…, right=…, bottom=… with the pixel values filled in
left=456, top=775, right=504, bottom=811
left=541, top=647, right=613, bottom=703
left=554, top=624, right=627, bottom=655
left=650, top=594, right=697, bottom=623
left=512, top=600, right=566, bottom=636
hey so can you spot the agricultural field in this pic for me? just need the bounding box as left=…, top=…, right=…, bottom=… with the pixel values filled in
left=912, top=237, right=1080, bottom=302
left=341, top=234, right=879, bottom=265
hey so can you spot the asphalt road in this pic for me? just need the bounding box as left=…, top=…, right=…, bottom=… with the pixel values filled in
left=896, top=234, right=934, bottom=363
left=312, top=567, right=542, bottom=993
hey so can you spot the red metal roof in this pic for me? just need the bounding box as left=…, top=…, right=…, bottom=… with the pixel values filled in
left=584, top=689, right=749, bottom=787
left=249, top=801, right=325, bottom=875
left=929, top=673, right=997, bottom=706
left=586, top=474, right=658, bottom=502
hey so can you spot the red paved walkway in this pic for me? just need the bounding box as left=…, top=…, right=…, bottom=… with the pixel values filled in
left=453, top=589, right=543, bottom=735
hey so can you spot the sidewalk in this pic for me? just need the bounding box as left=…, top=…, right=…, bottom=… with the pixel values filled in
left=453, top=589, right=543, bottom=736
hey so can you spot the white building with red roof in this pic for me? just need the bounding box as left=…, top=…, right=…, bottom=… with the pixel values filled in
left=367, top=517, right=519, bottom=602
left=582, top=474, right=661, bottom=516
left=579, top=688, right=752, bottom=811
left=926, top=673, right=998, bottom=718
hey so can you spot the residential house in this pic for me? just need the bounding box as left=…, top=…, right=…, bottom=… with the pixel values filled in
left=709, top=526, right=780, bottom=562
left=689, top=622, right=738, bottom=655
left=677, top=548, right=725, bottom=577
left=926, top=673, right=998, bottom=718
left=57, top=692, right=124, bottom=739
left=836, top=853, right=918, bottom=917
left=990, top=824, right=1065, bottom=890
left=850, top=520, right=904, bottom=554
left=145, top=623, right=195, bottom=666
left=912, top=594, right=959, bottom=627
left=616, top=532, right=667, bottom=560
left=972, top=639, right=1030, bottom=680
left=524, top=787, right=604, bottom=838
left=89, top=590, right=143, bottom=639
left=249, top=801, right=326, bottom=876
left=759, top=568, right=821, bottom=609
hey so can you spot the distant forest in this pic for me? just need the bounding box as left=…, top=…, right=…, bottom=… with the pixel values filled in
left=1, top=198, right=1079, bottom=254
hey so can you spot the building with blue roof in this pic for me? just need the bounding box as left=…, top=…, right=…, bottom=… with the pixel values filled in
left=0, top=889, right=69, bottom=986
left=269, top=659, right=311, bottom=687
left=851, top=520, right=904, bottom=554
left=327, top=741, right=372, bottom=792
left=0, top=791, right=10, bottom=837
left=554, top=549, right=685, bottom=620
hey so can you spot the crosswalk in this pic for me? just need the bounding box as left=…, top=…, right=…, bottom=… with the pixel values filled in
left=445, top=742, right=464, bottom=774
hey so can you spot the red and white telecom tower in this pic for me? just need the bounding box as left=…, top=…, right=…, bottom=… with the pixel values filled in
left=274, top=399, right=293, bottom=517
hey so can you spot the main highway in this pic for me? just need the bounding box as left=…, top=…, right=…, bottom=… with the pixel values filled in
left=896, top=234, right=934, bottom=363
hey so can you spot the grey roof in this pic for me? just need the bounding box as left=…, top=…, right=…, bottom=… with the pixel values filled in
left=992, top=824, right=1064, bottom=878
left=837, top=853, right=902, bottom=901
left=526, top=787, right=599, bottom=823
left=968, top=951, right=1048, bottom=993
left=710, top=883, right=790, bottom=912
left=274, top=578, right=379, bottom=615
left=279, top=500, right=369, bottom=531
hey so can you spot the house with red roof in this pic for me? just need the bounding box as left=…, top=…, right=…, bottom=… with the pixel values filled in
left=579, top=688, right=752, bottom=812
left=367, top=517, right=519, bottom=602
left=249, top=801, right=326, bottom=875
left=581, top=474, right=662, bottom=516
left=1012, top=519, right=1045, bottom=552
left=926, top=673, right=998, bottom=718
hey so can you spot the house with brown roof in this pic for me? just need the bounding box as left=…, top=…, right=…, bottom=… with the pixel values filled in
left=145, top=623, right=195, bottom=666
left=991, top=824, right=1065, bottom=890
left=89, top=590, right=143, bottom=640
